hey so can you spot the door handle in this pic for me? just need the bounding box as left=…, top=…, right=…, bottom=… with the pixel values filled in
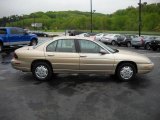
left=47, top=54, right=55, bottom=56
left=80, top=55, right=87, bottom=58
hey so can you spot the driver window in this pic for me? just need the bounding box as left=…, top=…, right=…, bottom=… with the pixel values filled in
left=46, top=41, right=58, bottom=52
left=79, top=40, right=101, bottom=53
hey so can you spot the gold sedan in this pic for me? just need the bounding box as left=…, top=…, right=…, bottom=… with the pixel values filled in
left=11, top=36, right=154, bottom=81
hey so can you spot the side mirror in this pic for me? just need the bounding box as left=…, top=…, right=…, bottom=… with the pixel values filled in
left=99, top=49, right=107, bottom=55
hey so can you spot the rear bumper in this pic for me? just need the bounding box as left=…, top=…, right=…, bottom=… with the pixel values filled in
left=11, top=58, right=31, bottom=72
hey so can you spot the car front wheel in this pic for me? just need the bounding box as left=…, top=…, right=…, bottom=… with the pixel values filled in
left=111, top=40, right=116, bottom=45
left=32, top=62, right=53, bottom=81
left=116, top=63, right=136, bottom=81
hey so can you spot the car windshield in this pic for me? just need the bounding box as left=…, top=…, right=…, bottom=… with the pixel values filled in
left=95, top=40, right=118, bottom=53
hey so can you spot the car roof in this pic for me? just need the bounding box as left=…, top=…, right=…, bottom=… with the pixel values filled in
left=53, top=36, right=94, bottom=41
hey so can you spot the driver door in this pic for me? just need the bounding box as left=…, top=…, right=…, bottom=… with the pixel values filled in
left=78, top=39, right=115, bottom=74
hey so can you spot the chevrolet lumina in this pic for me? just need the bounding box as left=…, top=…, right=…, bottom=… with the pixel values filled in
left=11, top=36, right=154, bottom=81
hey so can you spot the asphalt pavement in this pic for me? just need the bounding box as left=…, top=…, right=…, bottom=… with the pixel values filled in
left=0, top=41, right=160, bottom=120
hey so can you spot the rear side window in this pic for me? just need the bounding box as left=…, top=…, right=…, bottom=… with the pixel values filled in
left=46, top=39, right=76, bottom=53
left=56, top=39, right=76, bottom=52
left=0, top=29, right=7, bottom=34
left=10, top=28, right=25, bottom=34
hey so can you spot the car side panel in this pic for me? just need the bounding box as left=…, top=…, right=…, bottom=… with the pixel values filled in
left=79, top=53, right=115, bottom=74
left=45, top=52, right=80, bottom=73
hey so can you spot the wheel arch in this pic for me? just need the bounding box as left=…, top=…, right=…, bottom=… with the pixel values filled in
left=115, top=61, right=138, bottom=74
left=31, top=37, right=38, bottom=42
left=31, top=59, right=53, bottom=72
left=30, top=38, right=38, bottom=45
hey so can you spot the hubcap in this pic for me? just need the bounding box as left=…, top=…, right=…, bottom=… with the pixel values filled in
left=32, top=41, right=37, bottom=46
left=120, top=66, right=133, bottom=80
left=146, top=44, right=150, bottom=50
left=112, top=41, right=116, bottom=45
left=127, top=43, right=131, bottom=47
left=35, top=65, right=48, bottom=79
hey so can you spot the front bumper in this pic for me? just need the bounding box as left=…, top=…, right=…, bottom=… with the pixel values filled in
left=137, top=62, right=154, bottom=74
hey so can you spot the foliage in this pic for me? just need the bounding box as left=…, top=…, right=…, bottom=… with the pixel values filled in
left=0, top=3, right=160, bottom=32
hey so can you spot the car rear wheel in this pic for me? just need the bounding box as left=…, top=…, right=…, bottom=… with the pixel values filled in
left=116, top=63, right=136, bottom=81
left=30, top=39, right=37, bottom=46
left=32, top=62, right=53, bottom=81
left=152, top=47, right=157, bottom=51
left=145, top=43, right=150, bottom=50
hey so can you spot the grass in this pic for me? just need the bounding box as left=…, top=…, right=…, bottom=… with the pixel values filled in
left=41, top=29, right=160, bottom=36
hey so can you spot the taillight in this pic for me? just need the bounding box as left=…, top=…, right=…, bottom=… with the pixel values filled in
left=13, top=53, right=18, bottom=59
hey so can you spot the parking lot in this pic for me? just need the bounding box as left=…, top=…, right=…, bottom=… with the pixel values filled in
left=0, top=37, right=160, bottom=120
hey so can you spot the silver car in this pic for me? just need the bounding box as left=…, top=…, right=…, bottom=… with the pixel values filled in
left=101, top=34, right=120, bottom=45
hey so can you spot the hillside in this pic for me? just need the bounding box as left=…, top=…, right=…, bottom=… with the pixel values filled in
left=0, top=3, right=160, bottom=32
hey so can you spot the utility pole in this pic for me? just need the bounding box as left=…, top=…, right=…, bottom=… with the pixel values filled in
left=90, top=0, right=93, bottom=33
left=22, top=16, right=24, bottom=28
left=138, top=0, right=142, bottom=36
left=33, top=14, right=36, bottom=30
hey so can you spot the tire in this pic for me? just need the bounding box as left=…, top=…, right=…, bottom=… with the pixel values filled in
left=116, top=63, right=136, bottom=82
left=145, top=43, right=150, bottom=50
left=134, top=46, right=139, bottom=49
left=32, top=62, right=53, bottom=81
left=152, top=47, right=157, bottom=51
left=126, top=42, right=131, bottom=47
left=111, top=40, right=116, bottom=45
left=0, top=42, right=3, bottom=52
left=117, top=43, right=121, bottom=46
left=30, top=39, right=37, bottom=46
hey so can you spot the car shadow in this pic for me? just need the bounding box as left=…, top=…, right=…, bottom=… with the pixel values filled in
left=47, top=74, right=118, bottom=87
left=0, top=50, right=14, bottom=64
left=19, top=73, right=152, bottom=97
left=126, top=75, right=151, bottom=91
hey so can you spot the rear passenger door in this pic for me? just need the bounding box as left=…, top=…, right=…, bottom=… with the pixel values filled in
left=45, top=39, right=80, bottom=73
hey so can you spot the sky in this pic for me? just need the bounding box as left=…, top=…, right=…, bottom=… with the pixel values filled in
left=0, top=0, right=159, bottom=17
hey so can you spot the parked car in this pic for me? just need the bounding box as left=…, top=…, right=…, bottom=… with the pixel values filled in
left=150, top=37, right=160, bottom=51
left=68, top=30, right=83, bottom=36
left=117, top=35, right=136, bottom=47
left=31, top=31, right=49, bottom=37
left=131, top=35, right=156, bottom=49
left=0, top=27, right=38, bottom=52
left=101, top=34, right=120, bottom=45
left=95, top=33, right=106, bottom=41
left=76, top=33, right=90, bottom=37
left=11, top=36, right=154, bottom=82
